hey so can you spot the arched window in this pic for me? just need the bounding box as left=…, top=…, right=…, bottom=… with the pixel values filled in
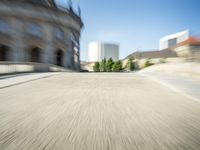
left=0, top=20, right=10, bottom=34
left=27, top=23, right=42, bottom=37
left=54, top=27, right=64, bottom=40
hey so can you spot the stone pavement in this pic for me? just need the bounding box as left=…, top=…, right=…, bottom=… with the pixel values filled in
left=0, top=73, right=200, bottom=150
left=0, top=73, right=60, bottom=89
left=139, top=71, right=200, bottom=102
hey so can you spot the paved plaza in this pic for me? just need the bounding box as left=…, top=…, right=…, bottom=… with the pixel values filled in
left=0, top=73, right=200, bottom=150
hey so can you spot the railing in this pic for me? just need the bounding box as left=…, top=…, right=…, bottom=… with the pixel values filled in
left=0, top=62, right=70, bottom=75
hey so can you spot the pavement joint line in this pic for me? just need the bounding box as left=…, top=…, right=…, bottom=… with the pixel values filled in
left=0, top=73, right=35, bottom=80
left=138, top=73, right=200, bottom=104
left=0, top=73, right=63, bottom=89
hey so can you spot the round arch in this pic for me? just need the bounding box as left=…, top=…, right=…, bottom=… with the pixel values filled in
left=29, top=47, right=41, bottom=63
left=0, top=44, right=11, bottom=61
left=55, top=49, right=64, bottom=67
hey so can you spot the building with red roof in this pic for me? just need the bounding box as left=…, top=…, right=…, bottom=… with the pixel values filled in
left=173, top=36, right=200, bottom=60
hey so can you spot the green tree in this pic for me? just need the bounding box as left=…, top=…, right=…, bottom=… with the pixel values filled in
left=126, top=57, right=135, bottom=71
left=93, top=62, right=100, bottom=72
left=100, top=58, right=106, bottom=72
left=106, top=58, right=114, bottom=72
left=112, top=60, right=122, bottom=72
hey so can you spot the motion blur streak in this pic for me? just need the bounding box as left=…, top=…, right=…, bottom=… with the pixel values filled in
left=0, top=73, right=200, bottom=150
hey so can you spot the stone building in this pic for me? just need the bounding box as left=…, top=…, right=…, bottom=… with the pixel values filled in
left=173, top=37, right=200, bottom=61
left=124, top=49, right=178, bottom=60
left=0, top=0, right=83, bottom=71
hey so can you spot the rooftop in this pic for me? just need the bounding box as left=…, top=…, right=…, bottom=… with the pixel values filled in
left=160, top=30, right=189, bottom=41
left=1, top=0, right=83, bottom=27
left=5, top=0, right=57, bottom=8
left=124, top=49, right=178, bottom=60
left=177, top=37, right=200, bottom=47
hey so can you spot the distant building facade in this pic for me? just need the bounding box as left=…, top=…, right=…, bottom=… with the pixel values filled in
left=159, top=30, right=189, bottom=50
left=88, top=42, right=119, bottom=62
left=173, top=37, right=200, bottom=61
left=124, top=49, right=177, bottom=60
left=0, top=0, right=83, bottom=71
left=124, top=30, right=200, bottom=66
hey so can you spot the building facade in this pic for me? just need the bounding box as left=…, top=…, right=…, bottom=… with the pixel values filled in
left=88, top=42, right=119, bottom=62
left=173, top=37, right=200, bottom=61
left=0, top=0, right=83, bottom=71
left=159, top=30, right=189, bottom=50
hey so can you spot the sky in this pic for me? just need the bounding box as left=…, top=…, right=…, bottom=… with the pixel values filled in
left=57, top=0, right=200, bottom=61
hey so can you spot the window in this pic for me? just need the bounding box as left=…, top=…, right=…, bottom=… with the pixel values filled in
left=54, top=27, right=64, bottom=40
left=27, top=23, right=42, bottom=37
left=168, top=38, right=177, bottom=48
left=71, top=32, right=79, bottom=53
left=0, top=20, right=10, bottom=34
left=70, top=32, right=77, bottom=41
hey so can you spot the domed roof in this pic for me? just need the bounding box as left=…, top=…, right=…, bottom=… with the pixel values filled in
left=29, top=0, right=57, bottom=7
left=7, top=0, right=57, bottom=8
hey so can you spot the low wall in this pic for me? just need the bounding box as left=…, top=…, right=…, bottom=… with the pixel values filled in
left=81, top=62, right=94, bottom=72
left=0, top=62, right=71, bottom=75
left=140, top=62, right=200, bottom=77
left=122, top=57, right=187, bottom=69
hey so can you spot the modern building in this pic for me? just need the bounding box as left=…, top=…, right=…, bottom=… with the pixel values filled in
left=0, top=0, right=83, bottom=71
left=159, top=30, right=189, bottom=50
left=88, top=42, right=119, bottom=62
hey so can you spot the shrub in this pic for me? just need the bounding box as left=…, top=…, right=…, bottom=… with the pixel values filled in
left=112, top=60, right=122, bottom=72
left=159, top=58, right=166, bottom=64
left=93, top=62, right=100, bottom=72
left=106, top=58, right=114, bottom=72
left=144, top=59, right=154, bottom=68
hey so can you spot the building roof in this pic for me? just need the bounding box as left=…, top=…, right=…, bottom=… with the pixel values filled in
left=159, top=30, right=189, bottom=42
left=3, top=0, right=83, bottom=27
left=177, top=37, right=200, bottom=47
left=4, top=0, right=57, bottom=8
left=124, top=49, right=178, bottom=60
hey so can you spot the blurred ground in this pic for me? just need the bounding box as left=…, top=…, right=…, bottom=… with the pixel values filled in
left=0, top=73, right=200, bottom=150
left=0, top=73, right=60, bottom=89
left=139, top=72, right=200, bottom=102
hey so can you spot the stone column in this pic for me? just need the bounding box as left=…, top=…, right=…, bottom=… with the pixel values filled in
left=63, top=29, right=73, bottom=68
left=10, top=18, right=25, bottom=61
left=75, top=35, right=81, bottom=71
left=42, top=23, right=54, bottom=64
left=73, top=32, right=81, bottom=71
